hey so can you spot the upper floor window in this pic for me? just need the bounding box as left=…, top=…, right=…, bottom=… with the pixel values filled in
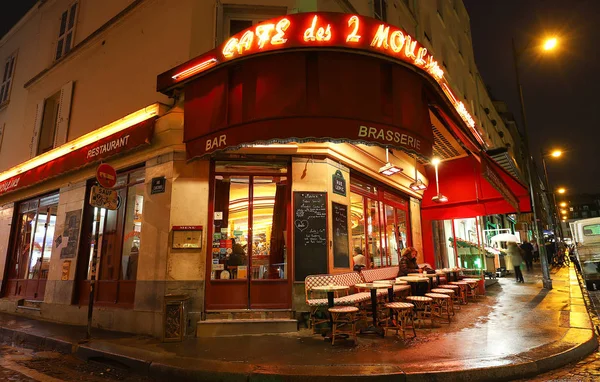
left=55, top=1, right=79, bottom=61
left=218, top=5, right=287, bottom=44
left=0, top=53, right=17, bottom=106
left=32, top=82, right=74, bottom=157
left=584, top=205, right=590, bottom=210
left=437, top=0, right=445, bottom=21
left=374, top=0, right=388, bottom=22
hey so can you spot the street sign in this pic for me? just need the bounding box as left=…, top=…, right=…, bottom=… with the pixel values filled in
left=89, top=185, right=119, bottom=210
left=96, top=163, right=117, bottom=189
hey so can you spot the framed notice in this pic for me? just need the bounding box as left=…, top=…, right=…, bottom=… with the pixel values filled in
left=60, top=209, right=82, bottom=259
left=293, top=191, right=328, bottom=281
left=172, top=226, right=203, bottom=249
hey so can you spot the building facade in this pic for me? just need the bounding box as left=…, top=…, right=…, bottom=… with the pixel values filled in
left=0, top=0, right=527, bottom=337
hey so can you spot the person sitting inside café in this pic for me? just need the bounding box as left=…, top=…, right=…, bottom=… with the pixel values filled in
left=353, top=247, right=366, bottom=272
left=399, top=247, right=420, bottom=276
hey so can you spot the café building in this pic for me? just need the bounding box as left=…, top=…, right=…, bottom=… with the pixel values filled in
left=0, top=12, right=530, bottom=337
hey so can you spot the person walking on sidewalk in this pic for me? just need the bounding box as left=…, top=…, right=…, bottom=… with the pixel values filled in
left=532, top=239, right=540, bottom=262
left=507, top=242, right=524, bottom=283
left=520, top=240, right=534, bottom=271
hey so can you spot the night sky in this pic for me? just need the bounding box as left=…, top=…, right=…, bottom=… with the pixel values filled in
left=464, top=0, right=600, bottom=196
left=2, top=1, right=598, bottom=195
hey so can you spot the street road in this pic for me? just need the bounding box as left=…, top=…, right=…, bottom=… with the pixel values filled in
left=0, top=345, right=153, bottom=382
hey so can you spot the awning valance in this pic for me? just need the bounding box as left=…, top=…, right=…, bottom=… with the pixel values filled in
left=421, top=153, right=531, bottom=220
left=0, top=117, right=155, bottom=197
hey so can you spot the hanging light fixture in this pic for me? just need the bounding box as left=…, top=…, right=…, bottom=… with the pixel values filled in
left=431, top=157, right=448, bottom=203
left=409, top=154, right=427, bottom=191
left=378, top=148, right=403, bottom=176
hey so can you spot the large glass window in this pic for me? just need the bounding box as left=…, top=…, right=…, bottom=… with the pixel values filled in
left=10, top=194, right=58, bottom=282
left=350, top=177, right=410, bottom=268
left=86, top=168, right=144, bottom=282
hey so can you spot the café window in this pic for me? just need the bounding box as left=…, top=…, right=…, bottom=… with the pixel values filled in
left=4, top=193, right=59, bottom=299
left=210, top=161, right=288, bottom=281
left=350, top=176, right=410, bottom=268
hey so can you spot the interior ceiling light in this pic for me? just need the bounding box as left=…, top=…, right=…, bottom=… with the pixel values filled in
left=378, top=148, right=403, bottom=176
left=431, top=157, right=448, bottom=203
left=409, top=154, right=427, bottom=191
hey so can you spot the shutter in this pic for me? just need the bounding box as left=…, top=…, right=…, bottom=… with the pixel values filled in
left=30, top=100, right=45, bottom=158
left=54, top=81, right=74, bottom=147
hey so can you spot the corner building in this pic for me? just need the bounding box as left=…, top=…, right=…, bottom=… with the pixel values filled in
left=0, top=0, right=528, bottom=337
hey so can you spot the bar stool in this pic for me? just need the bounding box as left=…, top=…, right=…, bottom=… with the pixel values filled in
left=384, top=302, right=416, bottom=340
left=463, top=279, right=480, bottom=301
left=449, top=281, right=469, bottom=305
left=406, top=296, right=434, bottom=328
left=438, top=284, right=462, bottom=310
left=328, top=306, right=359, bottom=345
left=425, top=293, right=452, bottom=323
left=431, top=288, right=456, bottom=316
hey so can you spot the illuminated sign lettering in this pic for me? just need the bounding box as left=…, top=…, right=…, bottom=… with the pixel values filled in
left=164, top=12, right=479, bottom=142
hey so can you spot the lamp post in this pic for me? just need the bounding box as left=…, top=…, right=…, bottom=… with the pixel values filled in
left=541, top=149, right=564, bottom=243
left=511, top=36, right=558, bottom=290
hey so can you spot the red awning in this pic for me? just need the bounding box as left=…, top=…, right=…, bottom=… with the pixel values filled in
left=0, top=118, right=155, bottom=197
left=421, top=153, right=531, bottom=220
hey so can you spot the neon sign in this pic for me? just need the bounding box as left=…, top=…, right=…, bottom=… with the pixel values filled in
left=163, top=12, right=479, bottom=143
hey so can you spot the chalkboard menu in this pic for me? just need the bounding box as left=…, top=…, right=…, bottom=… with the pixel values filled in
left=294, top=192, right=328, bottom=281
left=332, top=202, right=350, bottom=268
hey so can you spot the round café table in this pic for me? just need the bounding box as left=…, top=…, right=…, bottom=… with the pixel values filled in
left=355, top=282, right=391, bottom=336
left=408, top=272, right=438, bottom=290
left=312, top=285, right=349, bottom=338
left=396, top=276, right=430, bottom=296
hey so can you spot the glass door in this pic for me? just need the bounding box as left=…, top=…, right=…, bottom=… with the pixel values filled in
left=206, top=161, right=290, bottom=310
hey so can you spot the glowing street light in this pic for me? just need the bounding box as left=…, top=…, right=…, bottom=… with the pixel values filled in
left=560, top=202, right=567, bottom=207
left=543, top=37, right=558, bottom=51
left=557, top=188, right=566, bottom=194
left=550, top=150, right=562, bottom=158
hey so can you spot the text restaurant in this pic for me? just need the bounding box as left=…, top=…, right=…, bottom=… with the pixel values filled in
left=157, top=12, right=531, bottom=314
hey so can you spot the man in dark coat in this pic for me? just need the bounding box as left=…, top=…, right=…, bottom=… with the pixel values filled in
left=520, top=240, right=534, bottom=271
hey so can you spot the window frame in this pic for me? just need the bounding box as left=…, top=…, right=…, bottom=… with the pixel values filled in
left=217, top=4, right=287, bottom=45
left=373, top=0, right=388, bottom=22
left=350, top=175, right=411, bottom=269
left=0, top=52, right=17, bottom=106
left=55, top=0, right=79, bottom=61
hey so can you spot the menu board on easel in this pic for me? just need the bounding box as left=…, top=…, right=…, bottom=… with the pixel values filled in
left=294, top=192, right=327, bottom=281
left=332, top=202, right=350, bottom=268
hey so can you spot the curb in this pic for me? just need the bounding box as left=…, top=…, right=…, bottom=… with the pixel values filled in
left=0, top=322, right=596, bottom=381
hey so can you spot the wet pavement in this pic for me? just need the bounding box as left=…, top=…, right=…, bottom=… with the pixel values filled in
left=0, top=344, right=153, bottom=381
left=0, top=264, right=596, bottom=381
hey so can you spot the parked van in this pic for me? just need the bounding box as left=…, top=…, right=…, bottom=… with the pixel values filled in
left=571, top=217, right=600, bottom=290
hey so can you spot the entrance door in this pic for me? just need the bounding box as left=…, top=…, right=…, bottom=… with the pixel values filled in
left=206, top=161, right=290, bottom=310
left=3, top=193, right=58, bottom=300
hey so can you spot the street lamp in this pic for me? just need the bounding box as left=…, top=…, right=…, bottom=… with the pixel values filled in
left=557, top=188, right=566, bottom=194
left=512, top=35, right=559, bottom=290
left=560, top=202, right=567, bottom=207
left=543, top=37, right=558, bottom=51
left=541, top=148, right=565, bottom=244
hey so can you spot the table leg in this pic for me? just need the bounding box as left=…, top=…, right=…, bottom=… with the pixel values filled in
left=428, top=278, right=434, bottom=291
left=388, top=287, right=395, bottom=321
left=360, top=289, right=384, bottom=336
left=322, top=291, right=335, bottom=340
left=410, top=282, right=417, bottom=296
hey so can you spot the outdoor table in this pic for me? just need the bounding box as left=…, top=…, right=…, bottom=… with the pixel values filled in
left=409, top=273, right=438, bottom=290
left=355, top=282, right=391, bottom=336
left=312, top=285, right=349, bottom=338
left=397, top=276, right=429, bottom=296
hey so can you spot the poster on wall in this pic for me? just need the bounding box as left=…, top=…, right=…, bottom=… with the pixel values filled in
left=293, top=191, right=327, bottom=281
left=332, top=202, right=350, bottom=268
left=60, top=209, right=82, bottom=259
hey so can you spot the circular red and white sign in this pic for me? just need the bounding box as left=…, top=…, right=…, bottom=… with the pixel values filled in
left=96, top=163, right=117, bottom=189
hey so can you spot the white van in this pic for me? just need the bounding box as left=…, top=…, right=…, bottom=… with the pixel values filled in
left=572, top=217, right=600, bottom=290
